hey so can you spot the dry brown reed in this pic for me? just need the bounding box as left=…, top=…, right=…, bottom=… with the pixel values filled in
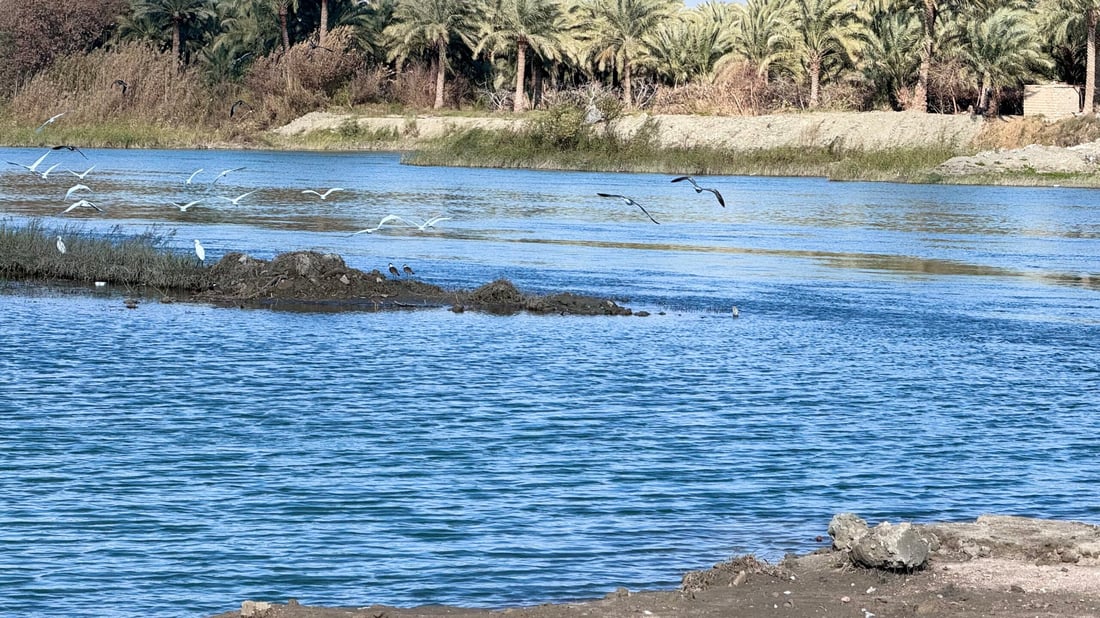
left=7, top=43, right=215, bottom=128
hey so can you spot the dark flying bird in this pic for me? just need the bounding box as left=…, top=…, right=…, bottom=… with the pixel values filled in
left=308, top=40, right=335, bottom=53
left=671, top=176, right=725, bottom=207
left=113, top=79, right=128, bottom=95
left=595, top=192, right=660, bottom=224
left=402, top=264, right=414, bottom=276
left=388, top=263, right=401, bottom=278
left=230, top=99, right=253, bottom=117
left=51, top=145, right=88, bottom=159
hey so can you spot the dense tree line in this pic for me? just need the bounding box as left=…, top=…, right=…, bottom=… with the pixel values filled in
left=0, top=0, right=1097, bottom=117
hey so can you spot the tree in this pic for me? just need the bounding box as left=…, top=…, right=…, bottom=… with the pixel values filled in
left=954, top=7, right=1050, bottom=113
left=478, top=0, right=568, bottom=111
left=583, top=0, right=677, bottom=108
left=857, top=5, right=922, bottom=109
left=720, top=0, right=794, bottom=85
left=384, top=0, right=481, bottom=109
left=131, top=0, right=217, bottom=68
left=792, top=0, right=864, bottom=108
left=1053, top=0, right=1100, bottom=112
left=648, top=12, right=728, bottom=85
left=273, top=0, right=300, bottom=51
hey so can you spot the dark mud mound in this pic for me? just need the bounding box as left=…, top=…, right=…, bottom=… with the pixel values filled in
left=195, top=251, right=633, bottom=316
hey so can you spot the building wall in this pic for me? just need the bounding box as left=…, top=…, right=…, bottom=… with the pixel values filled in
left=1023, top=84, right=1081, bottom=119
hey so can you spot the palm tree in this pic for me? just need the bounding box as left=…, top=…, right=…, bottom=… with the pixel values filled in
left=955, top=7, right=1051, bottom=113
left=272, top=0, right=300, bottom=51
left=857, top=4, right=922, bottom=109
left=648, top=12, right=727, bottom=85
left=583, top=0, right=677, bottom=108
left=720, top=0, right=795, bottom=85
left=131, top=0, right=217, bottom=68
left=384, top=0, right=481, bottom=109
left=478, top=0, right=568, bottom=111
left=1054, top=0, right=1100, bottom=112
left=792, top=0, right=864, bottom=108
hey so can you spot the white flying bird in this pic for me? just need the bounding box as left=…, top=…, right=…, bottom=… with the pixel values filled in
left=6, top=150, right=51, bottom=173
left=186, top=168, right=204, bottom=184
left=302, top=187, right=345, bottom=200
left=218, top=190, right=256, bottom=205
left=65, top=184, right=92, bottom=199
left=60, top=199, right=103, bottom=214
left=69, top=165, right=95, bottom=179
left=350, top=214, right=405, bottom=236
left=210, top=166, right=245, bottom=186
left=38, top=163, right=61, bottom=179
left=35, top=112, right=66, bottom=133
left=56, top=236, right=67, bottom=254
left=193, top=239, right=205, bottom=262
left=170, top=199, right=204, bottom=212
left=398, top=215, right=452, bottom=231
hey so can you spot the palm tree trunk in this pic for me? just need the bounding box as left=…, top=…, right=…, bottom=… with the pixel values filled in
left=279, top=6, right=290, bottom=52
left=435, top=41, right=446, bottom=109
left=623, top=58, right=633, bottom=109
left=809, top=55, right=821, bottom=109
left=1087, top=8, right=1098, bottom=113
left=513, top=40, right=528, bottom=112
left=320, top=0, right=330, bottom=47
left=914, top=0, right=936, bottom=113
left=977, top=73, right=990, bottom=115
left=172, top=19, right=182, bottom=71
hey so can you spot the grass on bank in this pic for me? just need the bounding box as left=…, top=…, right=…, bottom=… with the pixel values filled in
left=403, top=111, right=961, bottom=182
left=0, top=221, right=209, bottom=290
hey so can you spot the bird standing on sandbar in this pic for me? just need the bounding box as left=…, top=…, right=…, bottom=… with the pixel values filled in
left=596, top=193, right=660, bottom=224
left=671, top=176, right=725, bottom=207
left=402, top=264, right=414, bottom=276
left=388, top=263, right=400, bottom=279
left=194, top=239, right=206, bottom=263
left=56, top=236, right=67, bottom=254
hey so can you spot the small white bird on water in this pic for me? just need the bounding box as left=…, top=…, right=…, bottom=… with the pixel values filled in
left=56, top=236, right=67, bottom=254
left=218, top=190, right=256, bottom=205
left=65, top=184, right=92, bottom=199
left=193, top=239, right=206, bottom=262
left=302, top=187, right=345, bottom=200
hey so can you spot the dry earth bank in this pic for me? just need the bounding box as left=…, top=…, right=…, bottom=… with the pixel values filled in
left=211, top=515, right=1100, bottom=618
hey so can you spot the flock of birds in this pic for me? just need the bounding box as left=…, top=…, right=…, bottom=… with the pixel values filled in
left=7, top=112, right=730, bottom=289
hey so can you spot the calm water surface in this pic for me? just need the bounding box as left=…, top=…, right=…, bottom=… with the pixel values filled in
left=1, top=149, right=1098, bottom=617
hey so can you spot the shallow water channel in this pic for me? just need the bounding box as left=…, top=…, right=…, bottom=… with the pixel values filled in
left=1, top=148, right=1098, bottom=617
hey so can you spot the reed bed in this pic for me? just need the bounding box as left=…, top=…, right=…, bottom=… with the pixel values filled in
left=0, top=221, right=211, bottom=291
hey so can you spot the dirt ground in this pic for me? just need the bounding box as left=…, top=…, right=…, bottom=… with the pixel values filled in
left=180, top=250, right=634, bottom=316
left=211, top=515, right=1100, bottom=618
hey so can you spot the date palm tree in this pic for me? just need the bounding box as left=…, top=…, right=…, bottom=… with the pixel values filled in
left=583, top=0, right=677, bottom=108
left=857, top=4, right=922, bottom=109
left=792, top=0, right=865, bottom=108
left=131, top=0, right=217, bottom=68
left=384, top=0, right=481, bottom=109
left=720, top=0, right=795, bottom=85
left=478, top=0, right=568, bottom=111
left=1053, top=0, right=1100, bottom=112
left=954, top=7, right=1050, bottom=113
left=648, top=13, right=727, bottom=85
left=272, top=0, right=300, bottom=51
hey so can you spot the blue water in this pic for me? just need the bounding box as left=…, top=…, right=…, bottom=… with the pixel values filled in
left=1, top=148, right=1098, bottom=617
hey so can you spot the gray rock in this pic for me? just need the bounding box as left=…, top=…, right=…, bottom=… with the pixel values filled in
left=850, top=522, right=930, bottom=570
left=828, top=512, right=869, bottom=551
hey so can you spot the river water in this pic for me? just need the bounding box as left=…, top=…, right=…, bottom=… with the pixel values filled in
left=1, top=148, right=1097, bottom=617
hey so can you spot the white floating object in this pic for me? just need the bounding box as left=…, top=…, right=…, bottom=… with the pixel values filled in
left=94, top=281, right=107, bottom=287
